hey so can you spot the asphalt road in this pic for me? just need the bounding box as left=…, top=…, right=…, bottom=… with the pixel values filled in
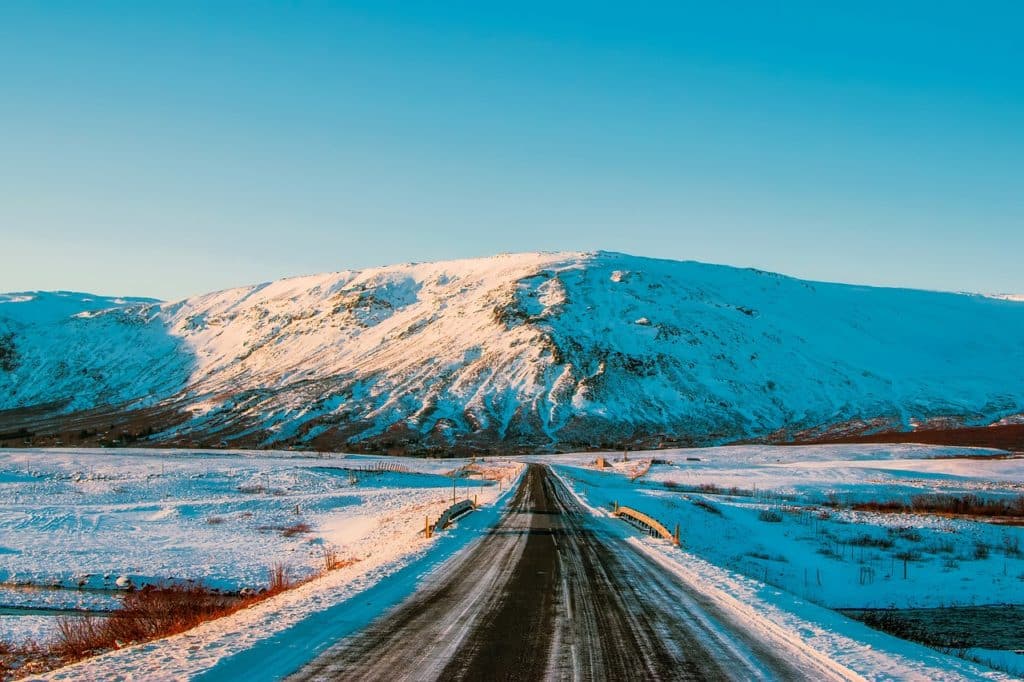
left=288, top=464, right=847, bottom=681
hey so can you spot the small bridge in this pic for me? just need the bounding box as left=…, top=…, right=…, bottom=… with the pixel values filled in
left=424, top=498, right=477, bottom=537
left=612, top=502, right=680, bottom=545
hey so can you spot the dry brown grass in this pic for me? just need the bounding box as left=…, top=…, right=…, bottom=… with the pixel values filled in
left=257, top=521, right=313, bottom=537
left=320, top=546, right=342, bottom=571
left=280, top=522, right=312, bottom=538
left=52, top=583, right=245, bottom=661
left=319, top=546, right=359, bottom=572
left=267, top=562, right=291, bottom=592
left=3, top=565, right=313, bottom=680
left=0, top=638, right=51, bottom=680
left=851, top=493, right=1024, bottom=522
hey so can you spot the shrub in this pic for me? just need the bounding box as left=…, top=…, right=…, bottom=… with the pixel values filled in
left=758, top=508, right=783, bottom=522
left=0, top=639, right=13, bottom=678
left=10, top=569, right=317, bottom=676
left=887, top=526, right=923, bottom=542
left=54, top=584, right=241, bottom=660
left=849, top=533, right=895, bottom=549
left=0, top=637, right=46, bottom=679
left=746, top=551, right=788, bottom=562
left=925, top=539, right=955, bottom=555
left=52, top=616, right=107, bottom=660
left=1002, top=534, right=1022, bottom=558
left=853, top=494, right=1024, bottom=519
left=692, top=498, right=722, bottom=515
left=268, top=562, right=291, bottom=592
left=281, top=522, right=311, bottom=538
left=321, top=546, right=356, bottom=571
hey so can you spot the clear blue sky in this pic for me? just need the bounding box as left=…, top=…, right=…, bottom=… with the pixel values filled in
left=1, top=1, right=1021, bottom=300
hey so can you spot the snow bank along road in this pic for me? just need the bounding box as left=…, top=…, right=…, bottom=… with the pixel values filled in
left=288, top=464, right=853, bottom=681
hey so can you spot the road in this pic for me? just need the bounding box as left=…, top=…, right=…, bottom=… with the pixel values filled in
left=288, top=464, right=848, bottom=681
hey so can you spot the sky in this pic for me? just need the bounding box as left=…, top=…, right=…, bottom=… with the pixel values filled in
left=1, top=1, right=1021, bottom=300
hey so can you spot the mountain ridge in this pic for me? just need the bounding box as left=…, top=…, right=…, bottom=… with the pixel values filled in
left=2, top=251, right=1023, bottom=453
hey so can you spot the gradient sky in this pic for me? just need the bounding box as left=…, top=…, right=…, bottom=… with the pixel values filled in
left=1, top=1, right=1021, bottom=300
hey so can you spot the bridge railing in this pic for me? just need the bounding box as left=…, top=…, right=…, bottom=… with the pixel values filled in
left=424, top=498, right=477, bottom=538
left=612, top=502, right=680, bottom=545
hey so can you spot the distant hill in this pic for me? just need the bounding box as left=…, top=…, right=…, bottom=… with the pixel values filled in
left=2, top=252, right=1023, bottom=453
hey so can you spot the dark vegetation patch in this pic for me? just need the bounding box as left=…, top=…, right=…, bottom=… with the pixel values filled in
left=0, top=333, right=17, bottom=372
left=806, top=422, right=1024, bottom=453
left=844, top=605, right=1024, bottom=653
left=849, top=494, right=1024, bottom=521
left=847, top=533, right=895, bottom=549
left=691, top=498, right=722, bottom=515
left=661, top=480, right=757, bottom=498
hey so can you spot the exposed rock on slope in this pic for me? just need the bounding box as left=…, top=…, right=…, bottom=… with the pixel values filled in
left=2, top=252, right=1023, bottom=453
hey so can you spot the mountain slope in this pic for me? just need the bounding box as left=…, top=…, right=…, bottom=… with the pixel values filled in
left=2, top=252, right=1023, bottom=452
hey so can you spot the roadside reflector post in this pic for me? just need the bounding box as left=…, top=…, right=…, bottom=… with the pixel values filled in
left=425, top=516, right=432, bottom=539
left=673, top=524, right=680, bottom=546
left=473, top=494, right=478, bottom=509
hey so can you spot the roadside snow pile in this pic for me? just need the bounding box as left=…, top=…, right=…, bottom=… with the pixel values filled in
left=0, top=448, right=517, bottom=650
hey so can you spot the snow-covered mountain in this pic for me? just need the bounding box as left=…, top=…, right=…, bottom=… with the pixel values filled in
left=2, top=252, right=1024, bottom=453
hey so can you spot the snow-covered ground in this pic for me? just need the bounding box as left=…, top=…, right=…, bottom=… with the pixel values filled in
left=546, top=443, right=1024, bottom=677
left=0, top=447, right=520, bottom=651
left=4, top=444, right=1023, bottom=680
left=547, top=444, right=1024, bottom=610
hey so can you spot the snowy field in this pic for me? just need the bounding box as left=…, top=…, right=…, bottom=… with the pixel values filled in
left=547, top=443, right=1024, bottom=677
left=3, top=444, right=1023, bottom=680
left=0, top=448, right=519, bottom=648
left=547, top=444, right=1024, bottom=610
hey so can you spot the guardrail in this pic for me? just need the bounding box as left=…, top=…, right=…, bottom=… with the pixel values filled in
left=424, top=497, right=477, bottom=538
left=612, top=501, right=680, bottom=545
